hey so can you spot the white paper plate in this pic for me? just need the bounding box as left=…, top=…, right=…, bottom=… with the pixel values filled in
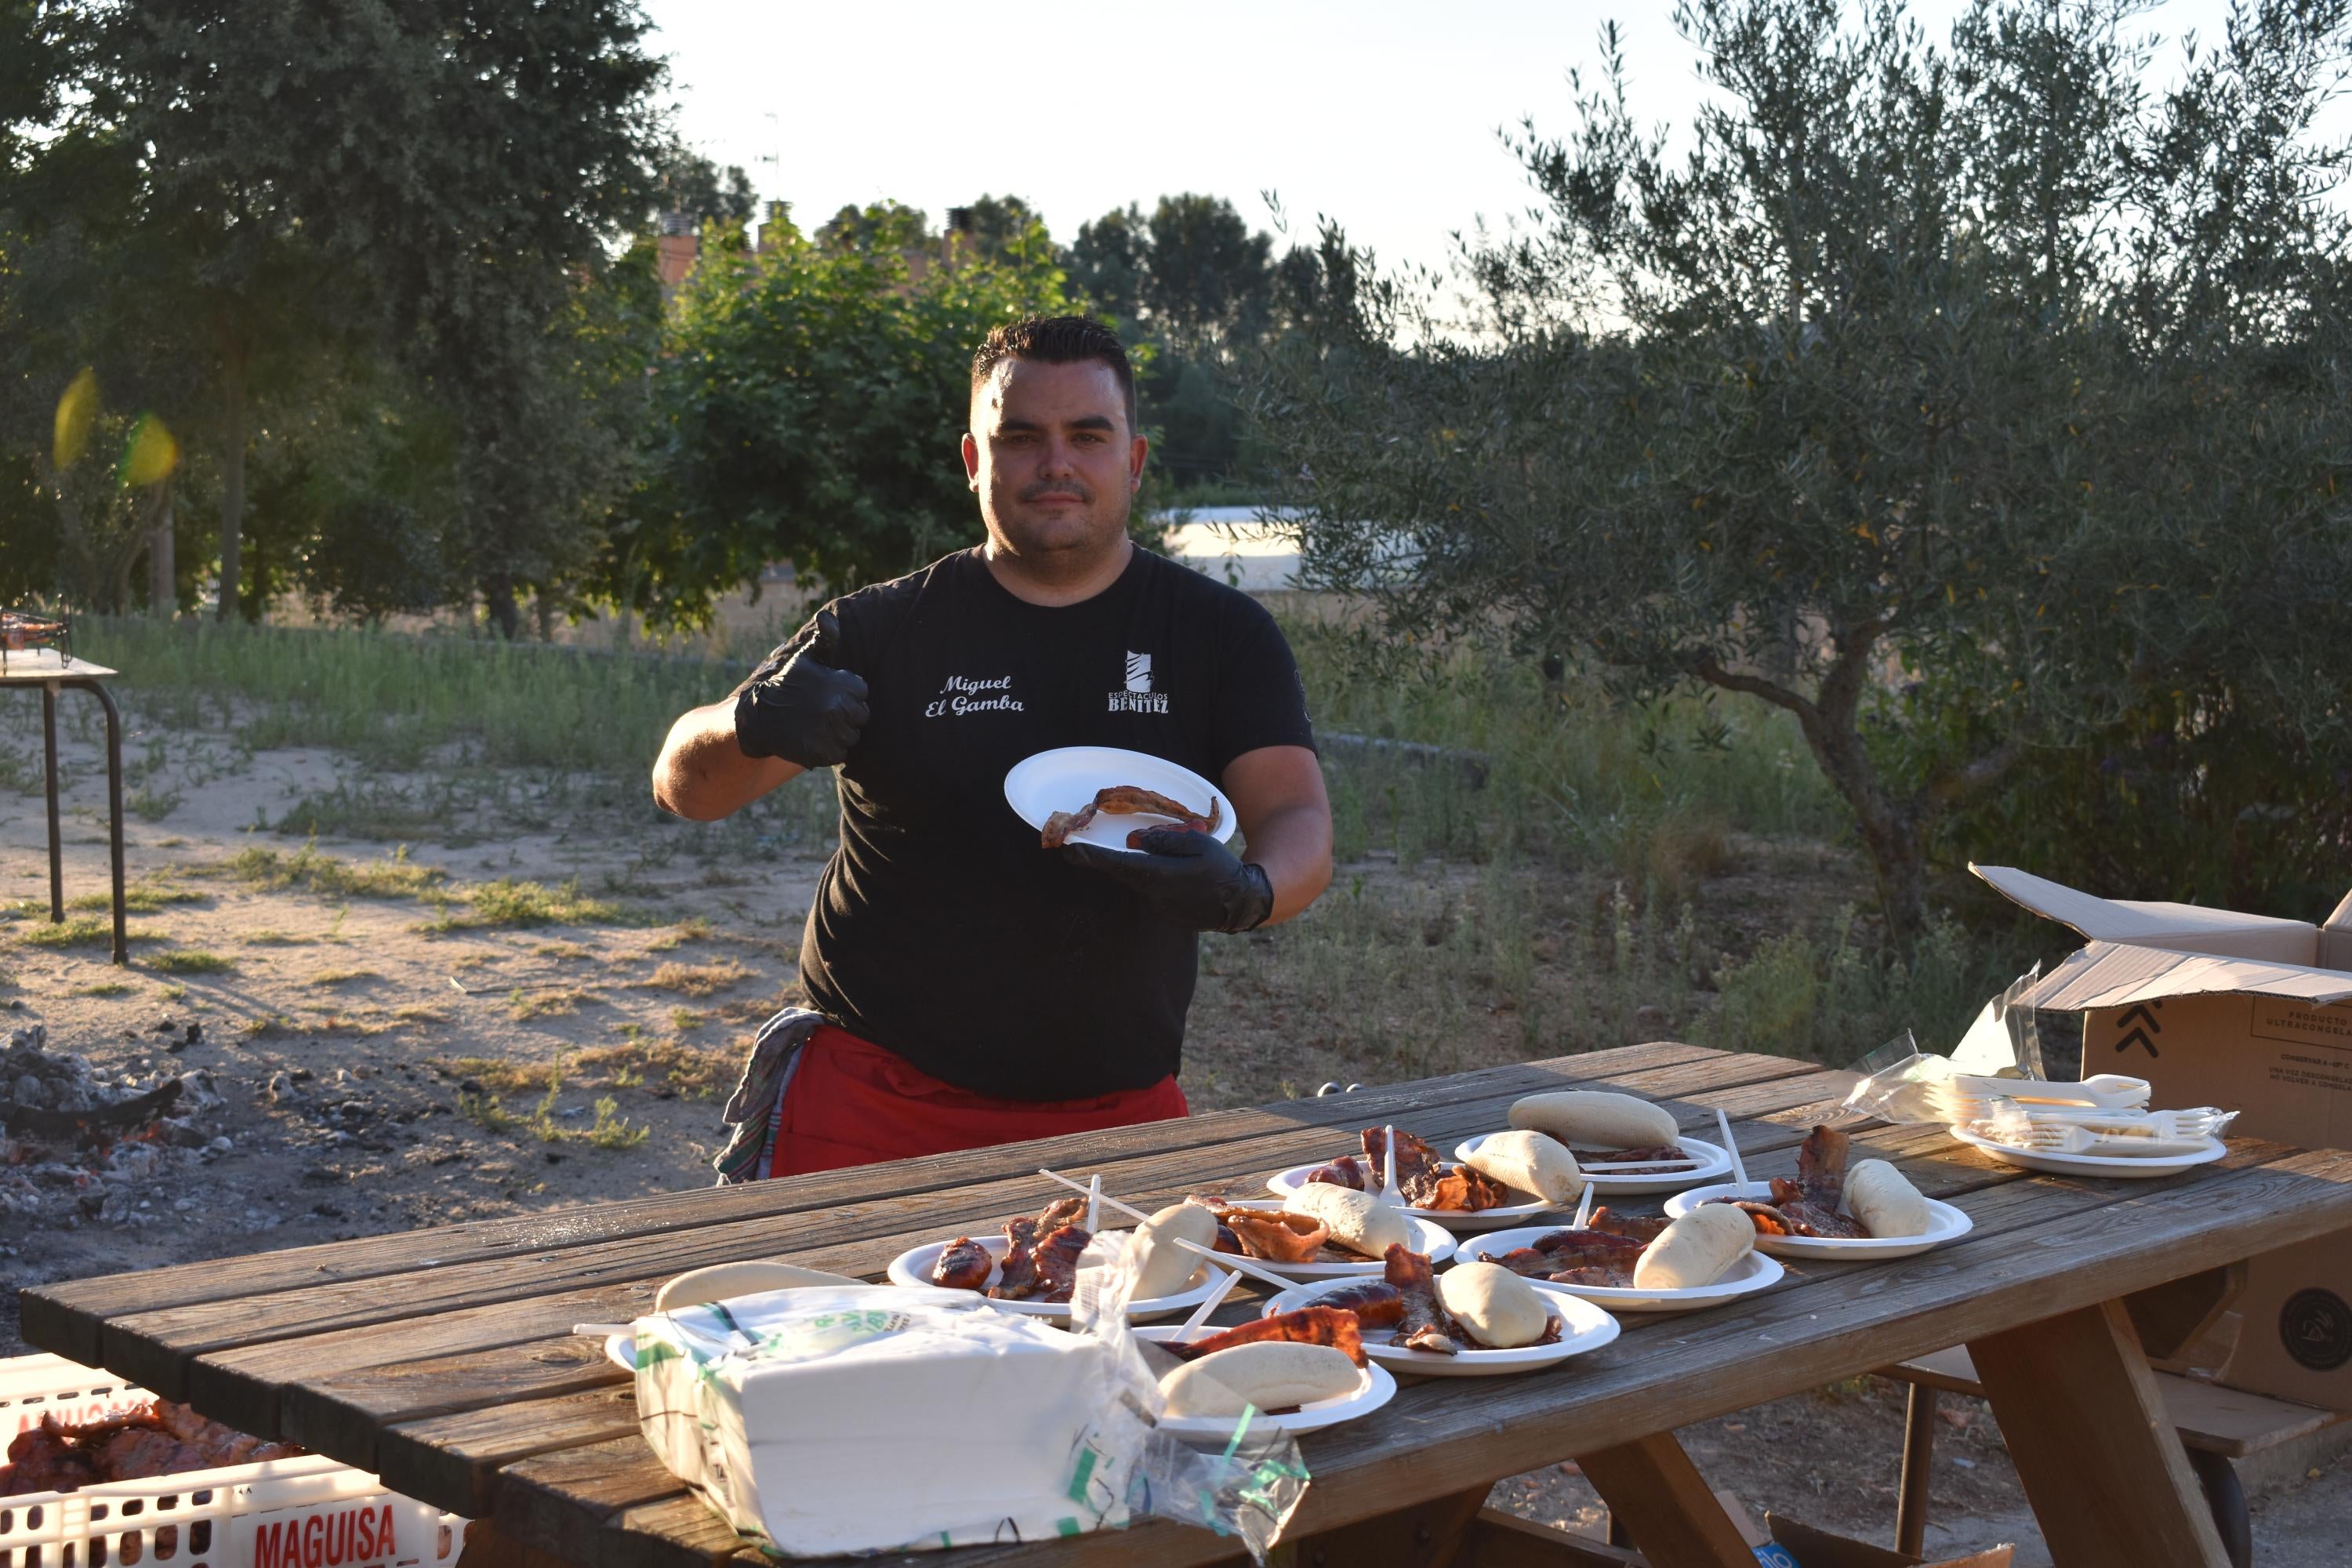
left=1206, top=1200, right=1457, bottom=1277
left=1662, top=1181, right=1973, bottom=1260
left=885, top=1231, right=1232, bottom=1321
left=1454, top=1132, right=1733, bottom=1196
left=1262, top=1162, right=1563, bottom=1232
left=1003, top=746, right=1234, bottom=855
left=1131, top=1327, right=1399, bottom=1433
left=605, top=1331, right=637, bottom=1373
left=1452, top=1227, right=1788, bottom=1312
left=1252, top=1277, right=1621, bottom=1377
left=1949, top=1127, right=2227, bottom=1178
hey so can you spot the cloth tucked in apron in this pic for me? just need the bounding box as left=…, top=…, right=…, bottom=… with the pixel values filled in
left=768, top=1024, right=1188, bottom=1178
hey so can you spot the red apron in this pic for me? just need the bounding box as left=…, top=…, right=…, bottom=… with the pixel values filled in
left=768, top=1024, right=1189, bottom=1178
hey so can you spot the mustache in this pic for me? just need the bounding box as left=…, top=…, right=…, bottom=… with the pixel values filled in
left=1021, top=478, right=1092, bottom=503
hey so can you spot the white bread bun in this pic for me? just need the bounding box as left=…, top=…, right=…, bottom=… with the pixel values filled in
left=1433, top=1261, right=1553, bottom=1348
left=1632, top=1204, right=1755, bottom=1290
left=1844, top=1159, right=1932, bottom=1239
left=655, top=1261, right=866, bottom=1312
left=1460, top=1129, right=1584, bottom=1205
left=1127, top=1202, right=1219, bottom=1299
left=1159, top=1341, right=1359, bottom=1417
left=1508, top=1091, right=1679, bottom=1151
left=1281, top=1183, right=1410, bottom=1258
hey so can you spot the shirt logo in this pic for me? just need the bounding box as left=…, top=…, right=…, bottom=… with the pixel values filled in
left=925, top=673, right=1024, bottom=717
left=1109, top=651, right=1168, bottom=713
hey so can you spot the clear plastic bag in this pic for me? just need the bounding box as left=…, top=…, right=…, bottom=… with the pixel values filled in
left=1842, top=965, right=2055, bottom=1125
left=1968, top=1097, right=2237, bottom=1155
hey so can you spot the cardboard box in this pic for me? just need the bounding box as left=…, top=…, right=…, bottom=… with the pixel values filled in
left=1976, top=863, right=2352, bottom=1410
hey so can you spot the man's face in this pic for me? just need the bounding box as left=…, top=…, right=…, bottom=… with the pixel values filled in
left=963, top=357, right=1147, bottom=563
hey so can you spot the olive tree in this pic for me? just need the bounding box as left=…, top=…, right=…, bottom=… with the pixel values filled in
left=1254, top=0, right=2352, bottom=938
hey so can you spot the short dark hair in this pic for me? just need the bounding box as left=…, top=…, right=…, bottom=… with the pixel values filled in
left=971, top=314, right=1138, bottom=434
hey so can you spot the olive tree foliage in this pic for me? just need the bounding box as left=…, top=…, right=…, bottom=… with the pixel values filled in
left=1253, top=0, right=2352, bottom=938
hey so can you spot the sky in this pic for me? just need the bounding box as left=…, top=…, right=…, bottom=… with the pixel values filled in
left=645, top=1, right=2330, bottom=281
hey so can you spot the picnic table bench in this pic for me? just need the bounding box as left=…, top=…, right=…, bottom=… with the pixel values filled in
left=22, top=1040, right=2352, bottom=1568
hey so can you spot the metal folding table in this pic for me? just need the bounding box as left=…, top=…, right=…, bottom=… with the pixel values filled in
left=1, top=648, right=126, bottom=964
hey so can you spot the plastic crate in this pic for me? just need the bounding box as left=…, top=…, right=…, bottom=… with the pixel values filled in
left=2, top=1354, right=465, bottom=1568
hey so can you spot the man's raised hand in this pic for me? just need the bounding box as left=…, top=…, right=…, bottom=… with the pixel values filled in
left=734, top=609, right=869, bottom=768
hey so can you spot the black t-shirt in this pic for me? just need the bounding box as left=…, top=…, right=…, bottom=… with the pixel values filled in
left=741, top=546, right=1316, bottom=1101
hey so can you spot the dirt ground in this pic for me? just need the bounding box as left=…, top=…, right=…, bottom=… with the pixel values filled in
left=5, top=708, right=2348, bottom=1562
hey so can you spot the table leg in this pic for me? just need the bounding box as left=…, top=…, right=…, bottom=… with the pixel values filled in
left=85, top=681, right=127, bottom=965
left=1575, top=1432, right=1755, bottom=1568
left=1968, top=1297, right=2230, bottom=1567
left=1894, top=1383, right=1936, bottom=1555
left=42, top=681, right=63, bottom=922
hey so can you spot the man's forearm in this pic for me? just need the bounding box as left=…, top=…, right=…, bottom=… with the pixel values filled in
left=1243, top=803, right=1334, bottom=927
left=652, top=702, right=802, bottom=821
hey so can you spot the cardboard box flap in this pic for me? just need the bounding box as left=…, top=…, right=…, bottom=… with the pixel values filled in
left=2018, top=941, right=2352, bottom=1012
left=1973, top=864, right=2320, bottom=964
left=2328, top=887, right=2352, bottom=932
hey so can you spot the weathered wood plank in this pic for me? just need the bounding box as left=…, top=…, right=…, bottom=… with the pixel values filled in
left=528, top=1141, right=2352, bottom=1568
left=21, top=1042, right=1728, bottom=1362
left=81, top=1051, right=1828, bottom=1406
left=1575, top=1433, right=1754, bottom=1568
left=382, top=1384, right=648, bottom=1519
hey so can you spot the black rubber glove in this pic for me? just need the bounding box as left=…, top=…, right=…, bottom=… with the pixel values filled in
left=1063, top=827, right=1276, bottom=932
left=733, top=610, right=869, bottom=768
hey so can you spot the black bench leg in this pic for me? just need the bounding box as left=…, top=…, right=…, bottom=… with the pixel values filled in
left=1896, top=1385, right=1937, bottom=1555
left=2187, top=1448, right=2252, bottom=1568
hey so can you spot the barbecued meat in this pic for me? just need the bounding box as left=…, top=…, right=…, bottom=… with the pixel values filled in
left=1701, top=1127, right=1868, bottom=1238
left=0, top=1402, right=301, bottom=1497
left=1199, top=1203, right=1331, bottom=1263
left=1168, top=1305, right=1368, bottom=1367
left=1305, top=1156, right=1369, bottom=1190
left=991, top=1221, right=1092, bottom=1302
left=1314, top=1281, right=1406, bottom=1329
left=1030, top=1224, right=1091, bottom=1301
left=1213, top=1223, right=1243, bottom=1254
left=1382, top=1244, right=1460, bottom=1356
left=1040, top=786, right=1224, bottom=848
left=931, top=1236, right=994, bottom=1291
left=1353, top=1127, right=1510, bottom=1211
left=1590, top=1207, right=1671, bottom=1243
left=1487, top=1227, right=1646, bottom=1286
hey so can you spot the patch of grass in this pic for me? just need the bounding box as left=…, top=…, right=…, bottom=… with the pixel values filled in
left=532, top=941, right=591, bottom=960
left=127, top=785, right=184, bottom=822
left=417, top=878, right=622, bottom=935
left=510, top=987, right=594, bottom=1021
left=241, top=929, right=313, bottom=946
left=577, top=1035, right=734, bottom=1098
left=147, top=949, right=236, bottom=975
left=157, top=983, right=187, bottom=1000
left=457, top=1055, right=649, bottom=1147
left=434, top=1056, right=559, bottom=1093
left=637, top=959, right=750, bottom=998
left=73, top=981, right=136, bottom=997
left=391, top=1004, right=448, bottom=1025
left=67, top=884, right=206, bottom=915
left=308, top=967, right=382, bottom=987
left=666, top=1006, right=708, bottom=1033
left=217, top=839, right=447, bottom=898
left=16, top=917, right=155, bottom=949
left=1700, top=910, right=2014, bottom=1064
left=643, top=917, right=714, bottom=952
left=242, top=1012, right=293, bottom=1037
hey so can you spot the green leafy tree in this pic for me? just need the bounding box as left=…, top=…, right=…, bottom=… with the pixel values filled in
left=654, top=147, right=756, bottom=227
left=1065, top=203, right=1146, bottom=320
left=1254, top=0, right=2352, bottom=938
left=601, top=203, right=1079, bottom=626
left=960, top=193, right=1051, bottom=265
left=5, top=0, right=668, bottom=627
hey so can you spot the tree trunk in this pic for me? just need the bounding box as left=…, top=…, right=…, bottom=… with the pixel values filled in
left=217, top=352, right=249, bottom=622
left=534, top=591, right=554, bottom=641
left=149, top=488, right=176, bottom=617
left=483, top=575, right=521, bottom=639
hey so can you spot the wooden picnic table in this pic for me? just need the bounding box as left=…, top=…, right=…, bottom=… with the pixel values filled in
left=20, top=1040, right=2352, bottom=1568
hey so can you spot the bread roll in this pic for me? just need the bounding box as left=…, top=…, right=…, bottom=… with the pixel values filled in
left=1509, top=1091, right=1679, bottom=1151
left=1433, top=1261, right=1554, bottom=1348
left=1159, top=1341, right=1359, bottom=1417
left=655, top=1261, right=866, bottom=1312
left=1844, top=1159, right=1932, bottom=1239
left=1127, top=1202, right=1219, bottom=1299
left=1460, top=1129, right=1584, bottom=1205
left=1281, top=1184, right=1410, bottom=1258
left=1632, top=1204, right=1754, bottom=1290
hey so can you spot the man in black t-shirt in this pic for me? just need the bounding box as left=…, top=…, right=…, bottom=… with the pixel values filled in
left=652, top=316, right=1332, bottom=1175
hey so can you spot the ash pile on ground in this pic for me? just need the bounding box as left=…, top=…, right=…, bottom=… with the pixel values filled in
left=1, top=1022, right=231, bottom=1232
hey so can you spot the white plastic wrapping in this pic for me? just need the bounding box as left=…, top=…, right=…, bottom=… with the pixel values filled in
left=627, top=1243, right=1307, bottom=1560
